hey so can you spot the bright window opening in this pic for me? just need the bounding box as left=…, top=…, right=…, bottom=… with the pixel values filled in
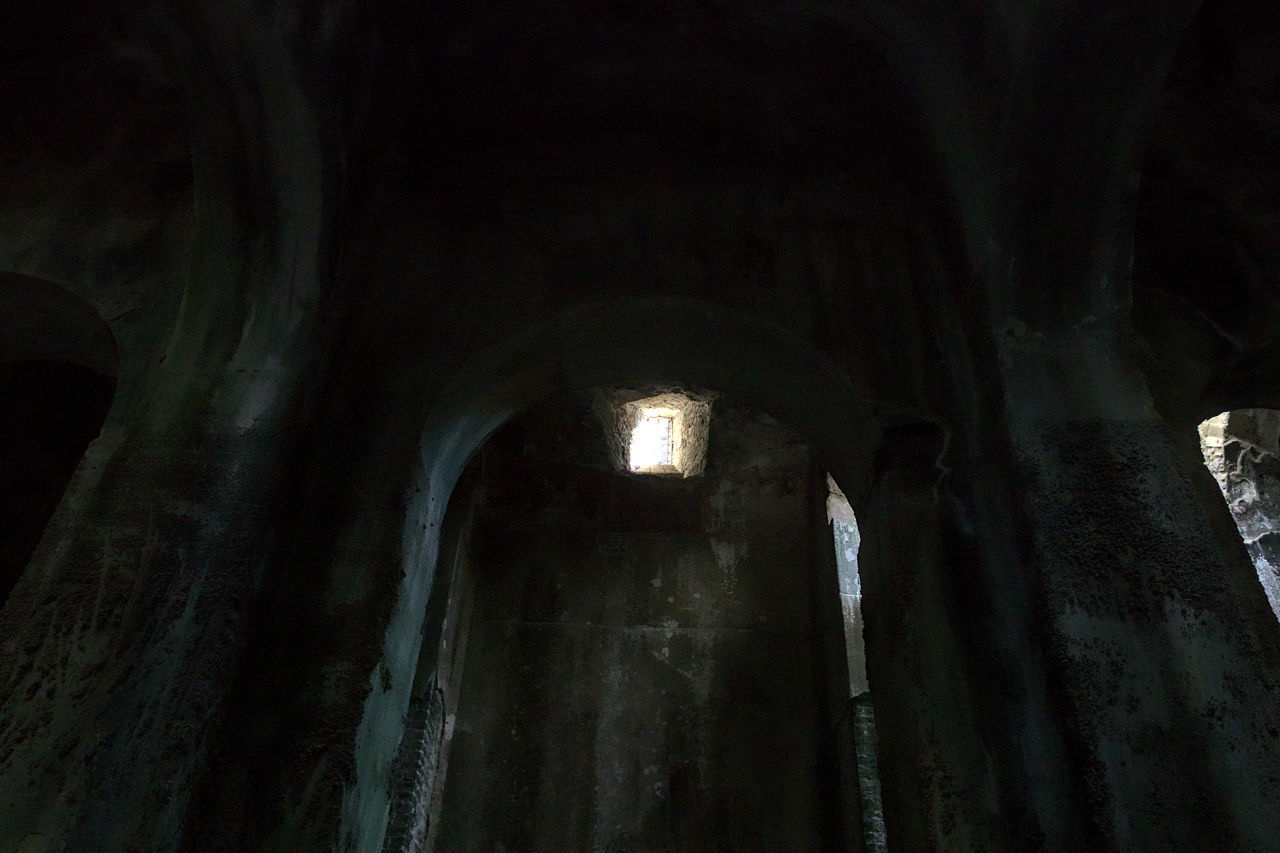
left=827, top=475, right=887, bottom=852
left=596, top=390, right=711, bottom=478
left=1199, top=410, right=1280, bottom=623
left=630, top=414, right=674, bottom=469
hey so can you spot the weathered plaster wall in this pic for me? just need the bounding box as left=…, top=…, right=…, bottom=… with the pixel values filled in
left=429, top=396, right=845, bottom=851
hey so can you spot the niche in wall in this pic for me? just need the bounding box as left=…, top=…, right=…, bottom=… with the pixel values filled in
left=0, top=276, right=117, bottom=609
left=595, top=389, right=712, bottom=478
left=0, top=360, right=114, bottom=607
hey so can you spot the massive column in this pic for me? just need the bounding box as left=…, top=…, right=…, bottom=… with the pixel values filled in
left=0, top=6, right=331, bottom=849
left=984, top=3, right=1280, bottom=842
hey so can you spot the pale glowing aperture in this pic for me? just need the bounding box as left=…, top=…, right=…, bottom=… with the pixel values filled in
left=629, top=414, right=674, bottom=470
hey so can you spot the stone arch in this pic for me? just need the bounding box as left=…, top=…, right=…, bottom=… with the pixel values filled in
left=403, top=391, right=857, bottom=850
left=0, top=272, right=117, bottom=608
left=413, top=297, right=881, bottom=513
left=1130, top=0, right=1280, bottom=650
left=0, top=271, right=119, bottom=376
left=1133, top=0, right=1280, bottom=427
left=341, top=296, right=884, bottom=850
left=994, top=2, right=1203, bottom=328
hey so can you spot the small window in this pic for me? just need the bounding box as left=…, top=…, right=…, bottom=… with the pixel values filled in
left=596, top=390, right=710, bottom=478
left=630, top=414, right=674, bottom=469
left=627, top=405, right=682, bottom=474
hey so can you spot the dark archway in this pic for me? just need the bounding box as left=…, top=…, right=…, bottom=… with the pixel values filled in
left=0, top=273, right=117, bottom=607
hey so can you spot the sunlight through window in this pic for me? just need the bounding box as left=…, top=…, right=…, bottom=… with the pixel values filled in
left=630, top=414, right=674, bottom=470
left=602, top=391, right=709, bottom=478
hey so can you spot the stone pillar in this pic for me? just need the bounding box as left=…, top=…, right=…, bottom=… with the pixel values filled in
left=1000, top=331, right=1280, bottom=850
left=0, top=393, right=297, bottom=851
left=0, top=6, right=330, bottom=847
left=856, top=424, right=1008, bottom=851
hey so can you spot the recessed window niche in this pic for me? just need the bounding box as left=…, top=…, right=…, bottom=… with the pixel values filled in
left=595, top=389, right=712, bottom=478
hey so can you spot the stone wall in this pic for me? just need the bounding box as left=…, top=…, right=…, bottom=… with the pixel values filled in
left=1201, top=409, right=1280, bottom=619
left=426, top=395, right=849, bottom=851
left=381, top=689, right=445, bottom=853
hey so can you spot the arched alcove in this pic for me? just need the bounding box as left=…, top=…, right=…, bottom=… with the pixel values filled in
left=338, top=298, right=886, bottom=850
left=388, top=391, right=862, bottom=850
left=0, top=273, right=117, bottom=608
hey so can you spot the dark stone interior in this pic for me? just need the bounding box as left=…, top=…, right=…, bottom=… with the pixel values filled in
left=1, top=0, right=1279, bottom=851
left=0, top=361, right=113, bottom=606
left=426, top=397, right=843, bottom=851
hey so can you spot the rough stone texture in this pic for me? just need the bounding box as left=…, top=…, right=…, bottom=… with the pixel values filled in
left=1135, top=1, right=1280, bottom=419
left=1, top=0, right=1280, bottom=850
left=0, top=5, right=330, bottom=849
left=857, top=432, right=1015, bottom=852
left=1005, top=404, right=1280, bottom=850
left=1203, top=409, right=1280, bottom=619
left=381, top=689, right=445, bottom=853
left=428, top=398, right=845, bottom=851
left=825, top=485, right=887, bottom=852
left=594, top=387, right=714, bottom=478
left=850, top=696, right=887, bottom=853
